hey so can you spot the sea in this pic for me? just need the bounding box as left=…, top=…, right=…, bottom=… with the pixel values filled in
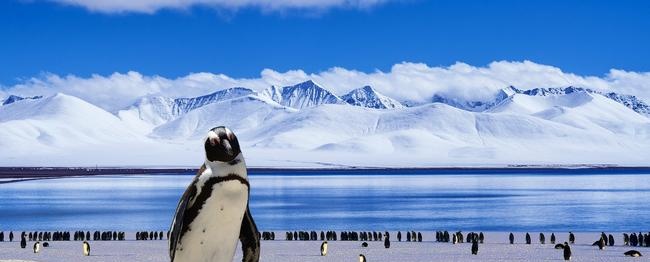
left=1, top=168, right=649, bottom=232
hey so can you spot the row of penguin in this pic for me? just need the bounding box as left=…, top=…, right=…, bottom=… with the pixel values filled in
left=0, top=230, right=646, bottom=259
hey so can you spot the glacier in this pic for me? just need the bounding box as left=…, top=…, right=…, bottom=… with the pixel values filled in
left=0, top=82, right=649, bottom=168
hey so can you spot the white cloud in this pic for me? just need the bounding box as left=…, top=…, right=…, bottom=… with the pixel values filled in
left=3, top=60, right=650, bottom=112
left=49, top=0, right=389, bottom=14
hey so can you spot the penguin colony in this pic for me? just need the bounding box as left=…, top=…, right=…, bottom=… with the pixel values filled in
left=2, top=230, right=648, bottom=259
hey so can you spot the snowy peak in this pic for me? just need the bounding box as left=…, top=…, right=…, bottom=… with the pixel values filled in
left=2, top=95, right=43, bottom=106
left=265, top=80, right=345, bottom=109
left=342, top=85, right=404, bottom=109
left=126, top=87, right=256, bottom=125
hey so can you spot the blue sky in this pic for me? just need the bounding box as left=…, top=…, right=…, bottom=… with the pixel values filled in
left=1, top=0, right=649, bottom=86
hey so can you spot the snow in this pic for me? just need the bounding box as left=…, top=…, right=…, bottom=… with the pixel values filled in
left=1, top=84, right=649, bottom=168
left=0, top=232, right=644, bottom=262
left=342, top=86, right=404, bottom=109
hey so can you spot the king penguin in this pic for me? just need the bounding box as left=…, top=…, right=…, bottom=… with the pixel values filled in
left=33, top=241, right=40, bottom=253
left=320, top=241, right=328, bottom=256
left=83, top=241, right=90, bottom=256
left=169, top=126, right=260, bottom=262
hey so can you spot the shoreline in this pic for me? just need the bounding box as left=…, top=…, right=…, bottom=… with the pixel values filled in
left=1, top=166, right=650, bottom=179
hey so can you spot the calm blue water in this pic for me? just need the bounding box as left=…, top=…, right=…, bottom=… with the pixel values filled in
left=1, top=169, right=649, bottom=232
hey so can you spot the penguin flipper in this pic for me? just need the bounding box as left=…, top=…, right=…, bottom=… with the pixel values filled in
left=168, top=164, right=202, bottom=261
left=239, top=205, right=260, bottom=262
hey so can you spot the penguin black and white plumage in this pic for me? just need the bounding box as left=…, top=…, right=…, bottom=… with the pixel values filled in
left=555, top=243, right=565, bottom=249
left=33, top=241, right=40, bottom=253
left=539, top=233, right=545, bottom=244
left=471, top=239, right=478, bottom=255
left=624, top=250, right=642, bottom=257
left=361, top=242, right=368, bottom=247
left=551, top=233, right=556, bottom=244
left=320, top=241, right=328, bottom=256
left=569, top=232, right=575, bottom=244
left=20, top=235, right=26, bottom=248
left=509, top=233, right=514, bottom=244
left=397, top=231, right=401, bottom=242
left=384, top=234, right=390, bottom=249
left=479, top=232, right=484, bottom=244
left=83, top=241, right=90, bottom=256
left=563, top=242, right=572, bottom=261
left=608, top=234, right=614, bottom=246
left=169, top=126, right=260, bottom=262
left=525, top=233, right=531, bottom=244
left=359, top=254, right=367, bottom=262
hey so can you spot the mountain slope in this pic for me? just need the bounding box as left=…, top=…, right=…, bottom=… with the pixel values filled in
left=261, top=80, right=345, bottom=109
left=342, top=86, right=404, bottom=109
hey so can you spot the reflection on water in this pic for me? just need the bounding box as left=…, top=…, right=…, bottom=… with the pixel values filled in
left=0, top=170, right=649, bottom=231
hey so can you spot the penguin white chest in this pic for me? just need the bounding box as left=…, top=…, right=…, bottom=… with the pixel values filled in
left=175, top=180, right=249, bottom=262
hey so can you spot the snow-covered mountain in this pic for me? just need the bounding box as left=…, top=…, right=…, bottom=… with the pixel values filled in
left=342, top=86, right=404, bottom=109
left=1, top=81, right=649, bottom=167
left=261, top=80, right=345, bottom=109
left=2, top=95, right=43, bottom=106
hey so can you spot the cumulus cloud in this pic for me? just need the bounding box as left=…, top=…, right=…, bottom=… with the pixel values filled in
left=3, top=60, right=650, bottom=112
left=49, top=0, right=389, bottom=14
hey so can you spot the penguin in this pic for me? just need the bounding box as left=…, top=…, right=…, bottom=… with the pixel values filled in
left=20, top=235, right=26, bottom=249
left=320, top=241, right=327, bottom=256
left=452, top=234, right=457, bottom=244
left=359, top=254, right=367, bottom=262
left=361, top=242, right=368, bottom=247
left=42, top=242, right=49, bottom=247
left=624, top=250, right=642, bottom=257
left=598, top=237, right=605, bottom=250
left=397, top=231, right=401, bottom=242
left=525, top=233, right=531, bottom=244
left=555, top=243, right=565, bottom=249
left=608, top=234, right=614, bottom=246
left=479, top=232, right=484, bottom=244
left=569, top=232, right=575, bottom=244
left=10, top=231, right=14, bottom=242
left=169, top=127, right=260, bottom=262
left=83, top=241, right=91, bottom=256
left=539, top=233, right=545, bottom=244
left=551, top=233, right=556, bottom=244
left=563, top=242, right=572, bottom=261
left=33, top=241, right=40, bottom=253
left=509, top=233, right=514, bottom=244
left=384, top=234, right=390, bottom=249
left=624, top=233, right=630, bottom=246
left=471, top=239, right=478, bottom=255
left=601, top=232, right=608, bottom=246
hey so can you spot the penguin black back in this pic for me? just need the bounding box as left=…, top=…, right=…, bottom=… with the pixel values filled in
left=471, top=239, right=479, bottom=255
left=525, top=233, right=531, bottom=244
left=624, top=250, right=642, bottom=257
left=563, top=242, right=572, bottom=261
left=509, top=233, right=514, bottom=244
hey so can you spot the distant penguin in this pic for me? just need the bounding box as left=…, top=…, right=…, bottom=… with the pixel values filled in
left=362, top=242, right=368, bottom=247
left=624, top=233, right=630, bottom=246
left=555, top=243, right=565, bottom=249
left=525, top=233, right=531, bottom=244
left=83, top=241, right=90, bottom=256
left=598, top=237, right=606, bottom=250
left=0, top=231, right=4, bottom=242
left=563, top=242, right=572, bottom=261
left=551, top=233, right=556, bottom=244
left=406, top=231, right=411, bottom=242
left=42, top=242, right=49, bottom=247
left=601, top=232, right=608, bottom=246
left=540, top=233, right=545, bottom=244
left=168, top=127, right=260, bottom=262
left=33, top=241, right=40, bottom=253
left=417, top=232, right=422, bottom=242
left=569, top=232, right=575, bottom=244
left=624, top=250, right=642, bottom=257
left=397, top=231, right=402, bottom=242
left=479, top=232, right=484, bottom=244
left=509, top=233, right=514, bottom=244
left=471, top=240, right=479, bottom=255
left=10, top=231, right=14, bottom=242
left=452, top=234, right=458, bottom=244
left=608, top=234, right=614, bottom=246
left=320, top=241, right=327, bottom=256
left=20, top=236, right=26, bottom=249
left=359, top=254, right=367, bottom=262
left=384, top=234, right=390, bottom=249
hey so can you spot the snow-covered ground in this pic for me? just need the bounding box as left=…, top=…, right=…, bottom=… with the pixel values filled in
left=1, top=81, right=649, bottom=168
left=0, top=232, right=645, bottom=261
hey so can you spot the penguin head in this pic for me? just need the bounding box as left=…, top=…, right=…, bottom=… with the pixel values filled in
left=204, top=126, right=242, bottom=163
